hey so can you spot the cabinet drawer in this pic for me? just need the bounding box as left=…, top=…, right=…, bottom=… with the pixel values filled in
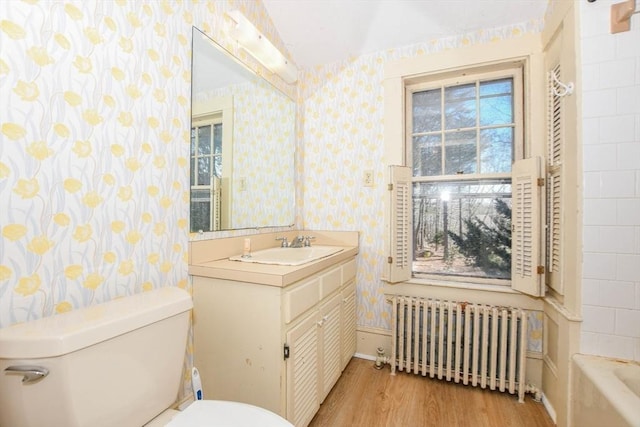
left=342, top=259, right=356, bottom=283
left=319, top=266, right=341, bottom=300
left=284, top=278, right=320, bottom=324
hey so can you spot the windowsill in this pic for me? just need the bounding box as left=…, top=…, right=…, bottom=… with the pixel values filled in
left=384, top=277, right=544, bottom=311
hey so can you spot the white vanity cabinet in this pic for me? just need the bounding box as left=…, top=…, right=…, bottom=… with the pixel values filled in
left=192, top=256, right=357, bottom=427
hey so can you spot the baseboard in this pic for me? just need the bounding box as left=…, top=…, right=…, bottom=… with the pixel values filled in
left=354, top=352, right=376, bottom=361
left=541, top=392, right=557, bottom=424
left=356, top=326, right=392, bottom=359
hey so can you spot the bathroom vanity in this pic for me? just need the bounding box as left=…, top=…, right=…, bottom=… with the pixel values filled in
left=189, top=231, right=358, bottom=427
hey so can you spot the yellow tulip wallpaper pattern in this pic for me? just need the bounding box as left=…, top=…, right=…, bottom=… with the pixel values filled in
left=0, top=0, right=288, bottom=326
left=298, top=18, right=546, bottom=350
left=0, top=0, right=290, bottom=397
left=1, top=0, right=548, bottom=391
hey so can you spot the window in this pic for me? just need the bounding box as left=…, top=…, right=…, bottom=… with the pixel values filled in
left=382, top=39, right=548, bottom=297
left=407, top=66, right=523, bottom=285
left=190, top=118, right=223, bottom=232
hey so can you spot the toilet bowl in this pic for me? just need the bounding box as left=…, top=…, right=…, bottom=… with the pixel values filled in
left=146, top=400, right=293, bottom=427
left=0, top=287, right=293, bottom=427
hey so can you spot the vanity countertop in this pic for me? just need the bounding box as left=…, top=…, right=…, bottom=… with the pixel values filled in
left=188, top=245, right=358, bottom=287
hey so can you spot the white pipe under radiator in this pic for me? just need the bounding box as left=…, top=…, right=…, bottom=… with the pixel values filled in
left=390, top=296, right=527, bottom=403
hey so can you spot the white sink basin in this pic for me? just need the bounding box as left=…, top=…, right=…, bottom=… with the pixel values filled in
left=229, top=246, right=343, bottom=266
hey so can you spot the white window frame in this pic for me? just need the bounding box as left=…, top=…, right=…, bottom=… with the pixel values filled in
left=406, top=65, right=524, bottom=287
left=382, top=35, right=547, bottom=297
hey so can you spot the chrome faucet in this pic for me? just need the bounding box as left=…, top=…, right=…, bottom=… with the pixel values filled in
left=275, top=237, right=288, bottom=247
left=290, top=235, right=305, bottom=248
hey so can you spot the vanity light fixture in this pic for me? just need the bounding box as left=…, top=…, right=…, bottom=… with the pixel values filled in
left=226, top=10, right=298, bottom=84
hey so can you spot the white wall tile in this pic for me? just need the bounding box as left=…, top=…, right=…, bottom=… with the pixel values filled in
left=616, top=254, right=640, bottom=281
left=600, top=59, right=637, bottom=89
left=600, top=171, right=637, bottom=197
left=582, top=63, right=600, bottom=90
left=584, top=198, right=617, bottom=225
left=582, top=225, right=600, bottom=252
left=583, top=144, right=617, bottom=172
left=584, top=172, right=602, bottom=198
left=583, top=88, right=617, bottom=118
left=616, top=27, right=640, bottom=59
left=582, top=252, right=617, bottom=279
left=582, top=305, right=616, bottom=333
left=580, top=331, right=600, bottom=355
left=582, top=0, right=640, bottom=363
left=617, top=198, right=640, bottom=225
left=582, top=278, right=601, bottom=305
left=617, top=85, right=640, bottom=114
left=597, top=334, right=635, bottom=359
left=599, top=114, right=636, bottom=143
left=580, top=1, right=611, bottom=38
left=599, top=226, right=636, bottom=253
left=615, top=308, right=640, bottom=337
left=581, top=34, right=616, bottom=65
left=583, top=117, right=601, bottom=146
left=617, top=142, right=640, bottom=169
left=600, top=280, right=636, bottom=308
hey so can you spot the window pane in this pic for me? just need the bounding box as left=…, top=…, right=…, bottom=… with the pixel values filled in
left=480, top=127, right=513, bottom=173
left=412, top=179, right=512, bottom=280
left=445, top=130, right=476, bottom=174
left=190, top=189, right=211, bottom=232
left=213, top=123, right=223, bottom=155
left=197, top=157, right=211, bottom=185
left=214, top=155, right=222, bottom=178
left=190, top=157, right=195, bottom=186
left=445, top=84, right=476, bottom=129
left=198, top=126, right=212, bottom=155
left=191, top=128, right=196, bottom=156
left=413, top=134, right=442, bottom=176
left=413, top=89, right=441, bottom=133
left=480, top=79, right=513, bottom=126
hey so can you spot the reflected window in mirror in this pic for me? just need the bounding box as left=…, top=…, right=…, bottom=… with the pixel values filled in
left=190, top=27, right=296, bottom=233
left=190, top=118, right=223, bottom=232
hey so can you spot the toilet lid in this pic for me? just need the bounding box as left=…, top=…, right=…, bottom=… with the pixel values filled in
left=165, top=400, right=294, bottom=427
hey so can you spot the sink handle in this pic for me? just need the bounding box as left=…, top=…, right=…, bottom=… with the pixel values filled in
left=5, top=365, right=49, bottom=383
left=275, top=237, right=289, bottom=247
left=303, top=236, right=315, bottom=247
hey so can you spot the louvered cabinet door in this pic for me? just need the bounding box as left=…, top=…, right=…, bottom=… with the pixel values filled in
left=318, top=293, right=342, bottom=403
left=340, top=280, right=357, bottom=371
left=286, top=312, right=319, bottom=427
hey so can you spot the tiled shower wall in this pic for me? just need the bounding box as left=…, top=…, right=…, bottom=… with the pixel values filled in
left=580, top=0, right=640, bottom=362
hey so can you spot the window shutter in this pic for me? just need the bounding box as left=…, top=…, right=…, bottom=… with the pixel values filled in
left=384, top=165, right=412, bottom=283
left=546, top=64, right=563, bottom=292
left=511, top=157, right=545, bottom=297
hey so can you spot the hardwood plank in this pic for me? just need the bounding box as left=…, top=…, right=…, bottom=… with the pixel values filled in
left=309, top=358, right=555, bottom=427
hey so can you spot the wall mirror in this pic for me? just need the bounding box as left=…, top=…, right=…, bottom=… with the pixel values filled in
left=190, top=27, right=296, bottom=233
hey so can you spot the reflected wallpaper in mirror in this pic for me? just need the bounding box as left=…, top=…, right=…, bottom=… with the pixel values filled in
left=190, top=27, right=296, bottom=232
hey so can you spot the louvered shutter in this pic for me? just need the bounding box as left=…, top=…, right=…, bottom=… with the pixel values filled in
left=511, top=157, right=545, bottom=296
left=384, top=165, right=412, bottom=283
left=546, top=64, right=563, bottom=292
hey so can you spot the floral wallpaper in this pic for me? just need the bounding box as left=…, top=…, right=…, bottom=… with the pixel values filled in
left=1, top=0, right=547, bottom=396
left=0, top=0, right=291, bottom=397
left=298, top=19, right=546, bottom=351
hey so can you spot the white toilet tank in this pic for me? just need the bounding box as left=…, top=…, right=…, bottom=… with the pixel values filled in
left=0, top=287, right=192, bottom=427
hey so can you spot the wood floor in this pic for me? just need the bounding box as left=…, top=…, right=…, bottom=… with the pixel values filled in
left=309, top=357, right=555, bottom=427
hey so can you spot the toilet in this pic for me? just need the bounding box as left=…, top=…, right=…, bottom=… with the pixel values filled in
left=0, top=287, right=293, bottom=427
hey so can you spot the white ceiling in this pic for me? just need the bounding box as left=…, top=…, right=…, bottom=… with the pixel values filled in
left=262, top=0, right=549, bottom=69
